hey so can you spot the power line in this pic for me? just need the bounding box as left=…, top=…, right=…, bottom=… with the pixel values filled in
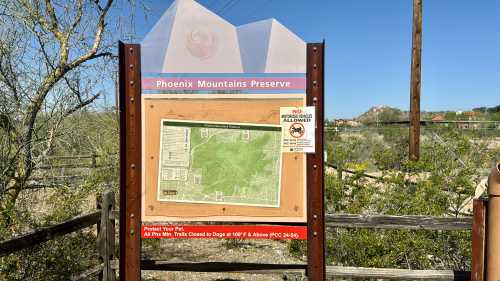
left=221, top=0, right=242, bottom=16
left=200, top=0, right=218, bottom=14
left=242, top=0, right=273, bottom=22
left=217, top=0, right=240, bottom=16
left=215, top=0, right=236, bottom=14
left=205, top=0, right=225, bottom=13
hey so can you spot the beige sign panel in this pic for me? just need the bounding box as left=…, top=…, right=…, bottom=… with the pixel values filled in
left=141, top=95, right=306, bottom=222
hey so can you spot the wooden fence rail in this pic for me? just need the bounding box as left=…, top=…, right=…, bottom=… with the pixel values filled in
left=325, top=162, right=384, bottom=181
left=46, top=154, right=101, bottom=160
left=34, top=153, right=116, bottom=170
left=130, top=211, right=474, bottom=231
left=140, top=261, right=471, bottom=280
left=1, top=211, right=472, bottom=258
left=72, top=262, right=471, bottom=281
left=326, top=266, right=469, bottom=281
left=0, top=211, right=100, bottom=257
left=36, top=164, right=113, bottom=170
left=108, top=261, right=471, bottom=281
left=0, top=190, right=479, bottom=281
left=326, top=213, right=472, bottom=230
left=71, top=264, right=105, bottom=281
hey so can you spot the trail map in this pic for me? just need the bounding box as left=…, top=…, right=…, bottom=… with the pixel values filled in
left=157, top=120, right=282, bottom=207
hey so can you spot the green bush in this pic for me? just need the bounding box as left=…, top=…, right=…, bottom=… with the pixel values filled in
left=290, top=125, right=494, bottom=270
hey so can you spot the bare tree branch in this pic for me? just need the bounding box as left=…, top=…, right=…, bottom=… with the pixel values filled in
left=68, top=0, right=113, bottom=70
left=67, top=0, right=84, bottom=36
left=0, top=0, right=122, bottom=218
left=63, top=93, right=101, bottom=118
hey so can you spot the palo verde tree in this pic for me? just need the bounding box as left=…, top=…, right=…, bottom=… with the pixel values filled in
left=0, top=0, right=128, bottom=230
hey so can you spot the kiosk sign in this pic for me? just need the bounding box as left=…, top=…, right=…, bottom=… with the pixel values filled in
left=138, top=0, right=309, bottom=223
left=118, top=0, right=325, bottom=279
left=280, top=107, right=316, bottom=153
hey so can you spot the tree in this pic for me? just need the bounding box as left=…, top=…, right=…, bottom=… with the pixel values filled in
left=0, top=0, right=121, bottom=229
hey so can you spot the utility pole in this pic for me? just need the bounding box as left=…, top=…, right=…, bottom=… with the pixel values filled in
left=409, top=0, right=422, bottom=161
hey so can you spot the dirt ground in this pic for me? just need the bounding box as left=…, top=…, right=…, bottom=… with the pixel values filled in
left=141, top=238, right=306, bottom=281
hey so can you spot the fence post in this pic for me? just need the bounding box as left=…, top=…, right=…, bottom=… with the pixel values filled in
left=472, top=199, right=487, bottom=281
left=486, top=162, right=500, bottom=281
left=92, top=152, right=97, bottom=168
left=409, top=0, right=423, bottom=161
left=97, top=191, right=116, bottom=281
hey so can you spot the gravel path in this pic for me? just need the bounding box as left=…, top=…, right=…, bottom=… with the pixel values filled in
left=142, top=238, right=306, bottom=281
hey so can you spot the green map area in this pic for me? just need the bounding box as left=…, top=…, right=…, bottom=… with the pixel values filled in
left=158, top=120, right=282, bottom=207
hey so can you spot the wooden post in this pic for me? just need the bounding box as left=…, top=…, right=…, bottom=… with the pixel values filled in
left=92, top=152, right=97, bottom=168
left=118, top=42, right=142, bottom=281
left=409, top=0, right=422, bottom=161
left=472, top=199, right=487, bottom=281
left=487, top=162, right=500, bottom=281
left=306, top=42, right=326, bottom=281
left=97, top=191, right=116, bottom=281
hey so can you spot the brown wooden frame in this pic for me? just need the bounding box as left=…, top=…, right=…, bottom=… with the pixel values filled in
left=306, top=42, right=326, bottom=280
left=118, top=42, right=142, bottom=281
left=118, top=41, right=326, bottom=280
left=471, top=199, right=487, bottom=281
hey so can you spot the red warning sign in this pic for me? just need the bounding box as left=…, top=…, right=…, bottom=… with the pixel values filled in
left=141, top=225, right=307, bottom=240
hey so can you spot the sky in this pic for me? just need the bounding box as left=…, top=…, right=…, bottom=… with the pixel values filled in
left=132, top=0, right=500, bottom=119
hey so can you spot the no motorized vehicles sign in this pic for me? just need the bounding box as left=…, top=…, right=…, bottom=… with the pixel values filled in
left=280, top=107, right=316, bottom=153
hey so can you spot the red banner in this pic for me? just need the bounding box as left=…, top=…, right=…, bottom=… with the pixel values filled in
left=141, top=225, right=307, bottom=240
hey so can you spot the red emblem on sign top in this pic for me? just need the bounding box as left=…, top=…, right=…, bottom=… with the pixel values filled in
left=289, top=123, right=305, bottom=138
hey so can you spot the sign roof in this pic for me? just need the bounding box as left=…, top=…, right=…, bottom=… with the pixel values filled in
left=141, top=0, right=306, bottom=73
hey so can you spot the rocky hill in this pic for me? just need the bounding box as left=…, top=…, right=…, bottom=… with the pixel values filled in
left=355, top=104, right=500, bottom=124
left=356, top=106, right=407, bottom=124
left=473, top=105, right=500, bottom=113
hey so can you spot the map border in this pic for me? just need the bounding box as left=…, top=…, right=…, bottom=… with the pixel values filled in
left=156, top=118, right=284, bottom=208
